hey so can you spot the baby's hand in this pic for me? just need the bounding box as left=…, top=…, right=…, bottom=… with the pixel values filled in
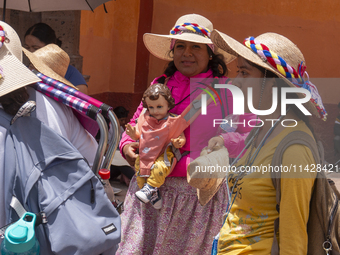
left=171, top=137, right=183, bottom=149
left=125, top=123, right=135, bottom=134
left=125, top=124, right=138, bottom=140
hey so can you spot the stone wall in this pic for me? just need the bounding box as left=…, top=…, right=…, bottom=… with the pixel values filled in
left=1, top=9, right=84, bottom=75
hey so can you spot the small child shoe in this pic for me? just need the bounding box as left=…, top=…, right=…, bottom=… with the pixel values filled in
left=135, top=183, right=158, bottom=203
left=150, top=189, right=162, bottom=210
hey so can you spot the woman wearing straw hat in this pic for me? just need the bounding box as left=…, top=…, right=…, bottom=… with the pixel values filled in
left=206, top=31, right=327, bottom=254
left=117, top=14, right=253, bottom=254
left=0, top=22, right=99, bottom=231
left=24, top=23, right=88, bottom=94
left=23, top=43, right=77, bottom=89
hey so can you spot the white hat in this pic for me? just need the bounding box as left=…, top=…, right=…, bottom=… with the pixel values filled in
left=0, top=21, right=40, bottom=97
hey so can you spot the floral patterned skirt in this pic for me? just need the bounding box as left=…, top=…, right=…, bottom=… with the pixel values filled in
left=116, top=176, right=228, bottom=255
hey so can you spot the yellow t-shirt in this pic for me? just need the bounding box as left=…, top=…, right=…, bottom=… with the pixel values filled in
left=218, top=121, right=317, bottom=255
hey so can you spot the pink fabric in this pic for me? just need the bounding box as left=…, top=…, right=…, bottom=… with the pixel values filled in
left=221, top=113, right=256, bottom=158
left=72, top=109, right=99, bottom=137
left=137, top=110, right=189, bottom=176
left=120, top=70, right=251, bottom=177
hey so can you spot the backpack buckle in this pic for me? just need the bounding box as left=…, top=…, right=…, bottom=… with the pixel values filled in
left=323, top=240, right=332, bottom=255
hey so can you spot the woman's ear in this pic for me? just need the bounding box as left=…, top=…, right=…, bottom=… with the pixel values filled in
left=267, top=77, right=276, bottom=88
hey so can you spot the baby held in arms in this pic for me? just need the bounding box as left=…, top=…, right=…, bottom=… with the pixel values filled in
left=125, top=83, right=186, bottom=209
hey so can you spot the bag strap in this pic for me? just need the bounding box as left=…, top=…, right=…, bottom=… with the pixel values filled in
left=244, top=125, right=262, bottom=148
left=181, top=88, right=216, bottom=124
left=271, top=131, right=321, bottom=201
left=270, top=130, right=321, bottom=255
left=212, top=77, right=231, bottom=118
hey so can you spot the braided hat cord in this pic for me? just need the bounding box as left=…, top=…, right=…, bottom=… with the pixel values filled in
left=170, top=23, right=211, bottom=38
left=244, top=37, right=303, bottom=82
left=243, top=36, right=327, bottom=121
left=0, top=26, right=6, bottom=79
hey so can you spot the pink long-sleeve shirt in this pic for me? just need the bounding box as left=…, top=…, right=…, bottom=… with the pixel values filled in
left=120, top=70, right=254, bottom=177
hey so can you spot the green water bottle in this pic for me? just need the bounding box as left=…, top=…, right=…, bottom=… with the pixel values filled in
left=1, top=212, right=40, bottom=255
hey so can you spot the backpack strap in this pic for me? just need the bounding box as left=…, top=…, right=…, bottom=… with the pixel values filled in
left=211, top=77, right=231, bottom=118
left=181, top=90, right=215, bottom=123
left=270, top=130, right=321, bottom=255
left=10, top=196, right=27, bottom=219
left=171, top=87, right=218, bottom=162
left=271, top=131, right=320, bottom=202
left=244, top=125, right=262, bottom=148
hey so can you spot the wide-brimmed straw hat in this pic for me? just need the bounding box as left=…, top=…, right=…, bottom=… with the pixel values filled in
left=187, top=146, right=229, bottom=206
left=211, top=30, right=327, bottom=121
left=0, top=21, right=40, bottom=98
left=23, top=44, right=77, bottom=89
left=143, top=14, right=235, bottom=64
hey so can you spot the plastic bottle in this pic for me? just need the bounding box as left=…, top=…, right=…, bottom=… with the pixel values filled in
left=98, top=169, right=115, bottom=203
left=1, top=212, right=40, bottom=255
left=219, top=114, right=239, bottom=133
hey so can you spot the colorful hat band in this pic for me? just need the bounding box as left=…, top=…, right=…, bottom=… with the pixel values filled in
left=0, top=26, right=6, bottom=47
left=244, top=37, right=304, bottom=83
left=170, top=23, right=211, bottom=38
left=169, top=23, right=214, bottom=51
left=243, top=36, right=327, bottom=121
left=0, top=25, right=6, bottom=79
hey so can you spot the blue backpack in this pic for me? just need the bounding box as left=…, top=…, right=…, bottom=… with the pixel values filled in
left=0, top=107, right=121, bottom=255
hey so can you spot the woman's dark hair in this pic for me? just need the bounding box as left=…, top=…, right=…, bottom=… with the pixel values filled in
left=246, top=59, right=317, bottom=139
left=156, top=45, right=228, bottom=84
left=113, top=106, right=129, bottom=119
left=0, top=88, right=29, bottom=116
left=25, top=23, right=62, bottom=47
left=142, top=83, right=175, bottom=110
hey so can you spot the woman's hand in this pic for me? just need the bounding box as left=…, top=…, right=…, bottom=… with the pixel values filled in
left=123, top=142, right=139, bottom=166
left=207, top=136, right=224, bottom=153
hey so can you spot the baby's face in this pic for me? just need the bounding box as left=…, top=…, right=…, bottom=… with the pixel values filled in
left=145, top=95, right=170, bottom=120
